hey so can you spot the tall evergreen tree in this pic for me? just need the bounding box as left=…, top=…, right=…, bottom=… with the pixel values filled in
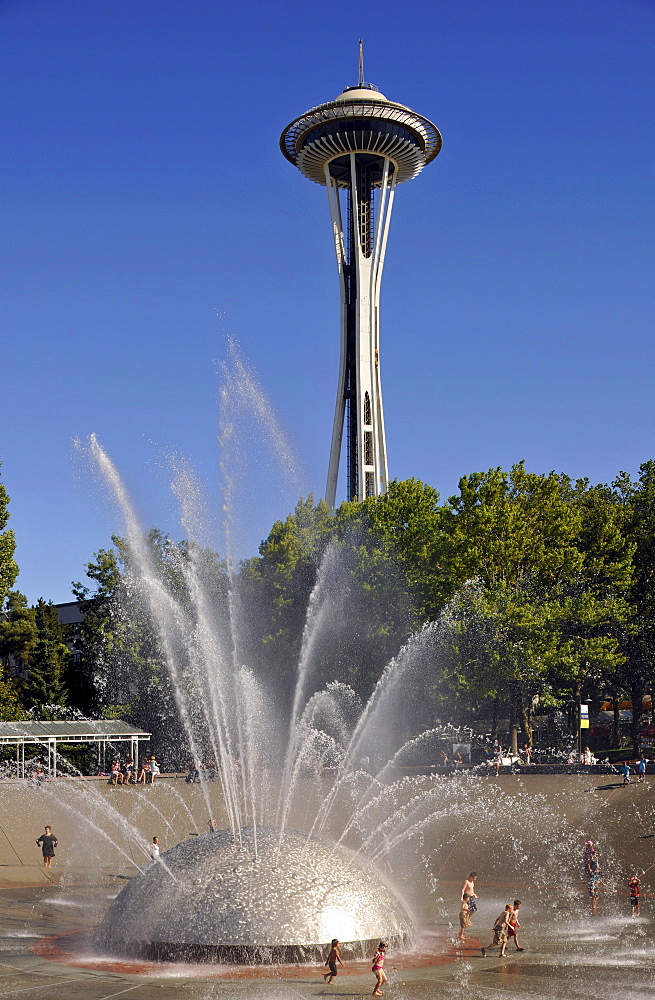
left=0, top=462, right=19, bottom=607
left=0, top=591, right=37, bottom=683
left=22, top=599, right=69, bottom=710
left=71, top=548, right=122, bottom=714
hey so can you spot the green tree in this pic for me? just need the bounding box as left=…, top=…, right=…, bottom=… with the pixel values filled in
left=0, top=677, right=25, bottom=721
left=551, top=480, right=634, bottom=724
left=0, top=591, right=38, bottom=685
left=240, top=491, right=424, bottom=704
left=441, top=464, right=632, bottom=743
left=616, top=461, right=655, bottom=749
left=71, top=548, right=123, bottom=714
left=0, top=463, right=19, bottom=607
left=239, top=496, right=334, bottom=701
left=336, top=478, right=452, bottom=620
left=21, top=599, right=69, bottom=709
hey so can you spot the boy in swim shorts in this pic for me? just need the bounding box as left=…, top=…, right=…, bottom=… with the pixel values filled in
left=458, top=895, right=471, bottom=940
left=323, top=939, right=344, bottom=983
left=507, top=899, right=524, bottom=951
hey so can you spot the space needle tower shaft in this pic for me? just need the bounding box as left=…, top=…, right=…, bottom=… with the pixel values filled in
left=281, top=46, right=441, bottom=505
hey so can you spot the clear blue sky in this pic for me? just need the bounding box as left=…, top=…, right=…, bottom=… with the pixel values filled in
left=2, top=0, right=654, bottom=605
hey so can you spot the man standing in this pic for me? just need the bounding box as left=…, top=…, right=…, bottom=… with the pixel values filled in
left=461, top=872, right=478, bottom=923
left=36, top=826, right=57, bottom=868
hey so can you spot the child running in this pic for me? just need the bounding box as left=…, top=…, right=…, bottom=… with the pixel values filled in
left=507, top=899, right=524, bottom=951
left=323, top=938, right=344, bottom=983
left=481, top=905, right=512, bottom=957
left=371, top=940, right=388, bottom=995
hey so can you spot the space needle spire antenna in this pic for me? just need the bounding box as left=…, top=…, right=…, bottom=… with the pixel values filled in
left=280, top=51, right=442, bottom=506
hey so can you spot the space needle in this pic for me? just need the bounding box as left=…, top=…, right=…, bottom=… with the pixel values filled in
left=280, top=45, right=441, bottom=506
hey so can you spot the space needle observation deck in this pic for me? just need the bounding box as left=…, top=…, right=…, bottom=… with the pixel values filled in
left=280, top=48, right=441, bottom=506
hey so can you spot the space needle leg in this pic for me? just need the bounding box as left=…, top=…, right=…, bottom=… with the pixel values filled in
left=371, top=165, right=396, bottom=493
left=325, top=166, right=348, bottom=509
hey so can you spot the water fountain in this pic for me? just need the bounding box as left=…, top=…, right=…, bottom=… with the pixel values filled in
left=86, top=346, right=433, bottom=963
left=18, top=346, right=649, bottom=991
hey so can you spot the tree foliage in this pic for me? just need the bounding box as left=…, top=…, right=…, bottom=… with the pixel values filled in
left=435, top=465, right=634, bottom=741
left=0, top=462, right=19, bottom=607
left=0, top=592, right=69, bottom=717
left=6, top=457, right=650, bottom=753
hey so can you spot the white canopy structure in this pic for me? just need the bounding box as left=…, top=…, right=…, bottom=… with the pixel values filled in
left=0, top=720, right=151, bottom=777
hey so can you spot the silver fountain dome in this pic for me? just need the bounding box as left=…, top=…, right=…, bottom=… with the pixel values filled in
left=98, top=828, right=415, bottom=964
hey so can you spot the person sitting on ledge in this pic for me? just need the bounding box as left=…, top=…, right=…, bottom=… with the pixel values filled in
left=109, top=760, right=123, bottom=785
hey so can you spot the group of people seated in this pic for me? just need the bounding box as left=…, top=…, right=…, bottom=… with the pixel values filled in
left=108, top=756, right=160, bottom=784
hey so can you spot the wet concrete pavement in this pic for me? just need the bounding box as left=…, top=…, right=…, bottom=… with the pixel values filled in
left=1, top=773, right=654, bottom=998
left=1, top=880, right=653, bottom=1000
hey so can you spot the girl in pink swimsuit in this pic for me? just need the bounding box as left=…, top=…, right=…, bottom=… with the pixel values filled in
left=371, top=941, right=388, bottom=995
